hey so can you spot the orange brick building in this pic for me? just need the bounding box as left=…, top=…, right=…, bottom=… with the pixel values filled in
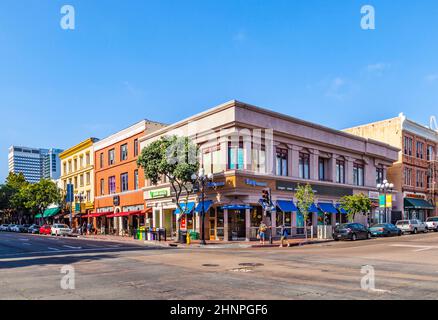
left=92, top=120, right=165, bottom=235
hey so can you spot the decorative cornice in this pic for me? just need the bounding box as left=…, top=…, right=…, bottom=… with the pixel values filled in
left=60, top=138, right=99, bottom=160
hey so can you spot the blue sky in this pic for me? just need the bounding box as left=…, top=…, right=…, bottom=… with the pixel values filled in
left=1, top=0, right=438, bottom=182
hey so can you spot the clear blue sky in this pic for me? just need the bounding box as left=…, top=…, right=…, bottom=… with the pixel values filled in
left=1, top=0, right=438, bottom=182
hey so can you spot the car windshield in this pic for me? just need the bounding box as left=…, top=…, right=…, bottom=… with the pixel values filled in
left=396, top=221, right=408, bottom=225
left=372, top=224, right=385, bottom=227
left=57, top=225, right=69, bottom=228
left=427, top=217, right=438, bottom=222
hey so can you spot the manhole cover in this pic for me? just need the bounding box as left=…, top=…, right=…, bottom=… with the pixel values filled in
left=239, top=263, right=264, bottom=267
left=202, top=264, right=219, bottom=267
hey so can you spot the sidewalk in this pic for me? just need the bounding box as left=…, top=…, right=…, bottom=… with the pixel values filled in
left=77, top=234, right=332, bottom=249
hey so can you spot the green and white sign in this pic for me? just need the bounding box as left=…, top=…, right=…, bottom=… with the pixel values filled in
left=149, top=188, right=170, bottom=199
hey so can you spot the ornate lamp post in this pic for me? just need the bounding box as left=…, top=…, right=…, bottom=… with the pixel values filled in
left=191, top=168, right=213, bottom=245
left=377, top=180, right=394, bottom=223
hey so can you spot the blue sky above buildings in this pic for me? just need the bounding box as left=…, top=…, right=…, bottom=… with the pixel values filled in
left=1, top=0, right=438, bottom=182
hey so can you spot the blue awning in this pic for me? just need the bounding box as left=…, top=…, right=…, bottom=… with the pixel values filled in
left=276, top=200, right=298, bottom=212
left=318, top=203, right=338, bottom=214
left=336, top=204, right=347, bottom=214
left=174, top=202, right=195, bottom=214
left=195, top=200, right=213, bottom=213
left=308, top=203, right=320, bottom=213
left=221, top=204, right=252, bottom=210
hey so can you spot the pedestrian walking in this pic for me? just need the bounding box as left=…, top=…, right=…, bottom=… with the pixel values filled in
left=279, top=224, right=290, bottom=247
left=258, top=222, right=268, bottom=245
left=87, top=222, right=92, bottom=235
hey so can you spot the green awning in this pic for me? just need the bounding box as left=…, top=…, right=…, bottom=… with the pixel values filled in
left=404, top=198, right=435, bottom=210
left=43, top=207, right=61, bottom=218
left=35, top=214, right=42, bottom=218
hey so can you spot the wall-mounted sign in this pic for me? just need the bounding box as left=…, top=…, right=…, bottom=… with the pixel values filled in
left=149, top=188, right=170, bottom=199
left=245, top=179, right=268, bottom=187
left=208, top=182, right=225, bottom=188
left=180, top=216, right=186, bottom=230
left=369, top=191, right=380, bottom=200
left=276, top=181, right=353, bottom=197
left=113, top=195, right=120, bottom=206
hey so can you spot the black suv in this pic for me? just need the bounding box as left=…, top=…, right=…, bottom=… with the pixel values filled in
left=333, top=223, right=371, bottom=241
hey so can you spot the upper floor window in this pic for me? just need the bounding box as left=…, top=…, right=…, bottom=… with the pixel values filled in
left=416, top=170, right=424, bottom=188
left=404, top=136, right=413, bottom=156
left=63, top=162, right=67, bottom=175
left=68, top=160, right=72, bottom=173
left=299, top=153, right=310, bottom=179
left=251, top=144, right=266, bottom=174
left=336, top=159, right=345, bottom=184
left=79, top=174, right=84, bottom=187
left=73, top=158, right=78, bottom=171
left=276, top=148, right=288, bottom=176
left=404, top=167, right=413, bottom=186
left=376, top=167, right=384, bottom=184
left=108, top=149, right=115, bottom=166
left=100, top=153, right=104, bottom=168
left=427, top=145, right=435, bottom=161
left=121, top=144, right=128, bottom=161
left=134, top=139, right=139, bottom=157
left=86, top=153, right=90, bottom=166
left=318, top=158, right=327, bottom=181
left=416, top=141, right=424, bottom=159
left=86, top=172, right=90, bottom=185
left=228, top=141, right=244, bottom=170
left=108, top=176, right=116, bottom=194
left=121, top=173, right=129, bottom=192
left=353, top=163, right=364, bottom=186
left=134, top=170, right=139, bottom=190
left=100, top=179, right=105, bottom=196
left=79, top=156, right=84, bottom=169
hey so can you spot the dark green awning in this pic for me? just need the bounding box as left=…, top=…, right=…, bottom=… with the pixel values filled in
left=43, top=207, right=61, bottom=218
left=35, top=214, right=42, bottom=218
left=404, top=198, right=435, bottom=210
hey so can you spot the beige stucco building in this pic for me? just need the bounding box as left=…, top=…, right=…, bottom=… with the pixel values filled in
left=140, top=100, right=399, bottom=242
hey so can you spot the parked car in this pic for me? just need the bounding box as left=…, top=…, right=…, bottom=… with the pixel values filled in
left=28, top=224, right=41, bottom=234
left=426, top=217, right=438, bottom=232
left=0, top=224, right=9, bottom=231
left=396, top=220, right=428, bottom=234
left=7, top=224, right=16, bottom=232
left=51, top=224, right=72, bottom=236
left=10, top=225, right=21, bottom=232
left=369, top=223, right=402, bottom=237
left=333, top=223, right=371, bottom=241
left=20, top=224, right=31, bottom=233
left=39, top=224, right=52, bottom=235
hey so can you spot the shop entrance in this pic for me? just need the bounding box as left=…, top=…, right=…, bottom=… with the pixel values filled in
left=228, top=209, right=246, bottom=240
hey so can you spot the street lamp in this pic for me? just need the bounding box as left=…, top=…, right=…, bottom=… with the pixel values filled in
left=377, top=180, right=394, bottom=223
left=191, top=168, right=214, bottom=245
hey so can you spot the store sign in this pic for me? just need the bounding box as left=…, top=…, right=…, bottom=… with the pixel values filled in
left=369, top=191, right=380, bottom=200
left=379, top=195, right=392, bottom=208
left=276, top=181, right=353, bottom=197
left=404, top=193, right=425, bottom=199
left=113, top=195, right=120, bottom=206
left=149, top=188, right=170, bottom=199
left=208, top=182, right=225, bottom=188
left=245, top=179, right=268, bottom=187
left=180, top=216, right=186, bottom=230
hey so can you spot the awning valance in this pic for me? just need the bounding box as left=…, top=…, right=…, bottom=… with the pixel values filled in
left=318, top=203, right=338, bottom=214
left=276, top=200, right=298, bottom=212
left=195, top=200, right=213, bottom=213
left=404, top=198, right=435, bottom=210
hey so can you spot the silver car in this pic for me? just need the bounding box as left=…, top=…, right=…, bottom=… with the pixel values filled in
left=396, top=219, right=428, bottom=234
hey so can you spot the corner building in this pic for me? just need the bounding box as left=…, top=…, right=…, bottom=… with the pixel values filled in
left=140, top=100, right=399, bottom=242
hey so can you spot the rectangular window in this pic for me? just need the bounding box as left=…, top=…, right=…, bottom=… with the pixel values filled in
left=100, top=179, right=105, bottom=195
left=63, top=162, right=67, bottom=175
left=416, top=142, right=424, bottom=159
left=74, top=159, right=78, bottom=171
left=120, top=144, right=128, bottom=161
left=108, top=149, right=115, bottom=165
left=212, top=148, right=223, bottom=173
left=134, top=139, right=139, bottom=157
left=404, top=137, right=413, bottom=156
left=299, top=153, right=310, bottom=179
left=134, top=170, right=139, bottom=190
left=416, top=170, right=424, bottom=188
left=121, top=173, right=129, bottom=192
left=108, top=176, right=116, bottom=194
left=86, top=190, right=91, bottom=202
left=86, top=153, right=90, bottom=166
left=100, top=153, right=104, bottom=168
left=74, top=176, right=78, bottom=189
left=79, top=156, right=83, bottom=169
left=276, top=148, right=288, bottom=176
left=427, top=145, right=434, bottom=161
left=79, top=174, right=84, bottom=187
left=318, top=158, right=326, bottom=181
left=353, top=163, right=364, bottom=186
left=376, top=167, right=384, bottom=184
left=228, top=141, right=244, bottom=170
left=86, top=172, right=90, bottom=185
left=336, top=160, right=345, bottom=184
left=203, top=151, right=213, bottom=175
left=404, top=167, right=412, bottom=186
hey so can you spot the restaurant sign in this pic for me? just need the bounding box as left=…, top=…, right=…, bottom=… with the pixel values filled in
left=149, top=188, right=170, bottom=199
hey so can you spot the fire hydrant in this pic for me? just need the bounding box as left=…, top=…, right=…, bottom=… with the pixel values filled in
left=186, top=231, right=191, bottom=245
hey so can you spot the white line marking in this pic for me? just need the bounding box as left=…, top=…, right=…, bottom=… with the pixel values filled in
left=63, top=245, right=82, bottom=250
left=19, top=238, right=29, bottom=241
left=47, top=247, right=60, bottom=251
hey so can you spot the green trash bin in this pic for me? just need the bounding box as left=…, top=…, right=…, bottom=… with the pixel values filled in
left=189, top=231, right=199, bottom=240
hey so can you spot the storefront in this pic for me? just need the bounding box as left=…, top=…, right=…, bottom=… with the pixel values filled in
left=404, top=198, right=435, bottom=221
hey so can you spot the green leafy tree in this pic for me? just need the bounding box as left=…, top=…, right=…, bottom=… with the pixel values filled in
left=1, top=173, right=30, bottom=223
left=295, top=183, right=315, bottom=240
left=23, top=179, right=62, bottom=220
left=137, top=135, right=200, bottom=238
left=339, top=193, right=372, bottom=223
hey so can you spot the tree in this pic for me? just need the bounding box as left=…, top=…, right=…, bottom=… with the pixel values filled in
left=339, top=193, right=372, bottom=224
left=295, top=183, right=315, bottom=240
left=23, top=179, right=62, bottom=220
left=1, top=173, right=29, bottom=223
left=137, top=135, right=200, bottom=239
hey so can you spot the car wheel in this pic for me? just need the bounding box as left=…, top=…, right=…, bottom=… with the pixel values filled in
left=367, top=232, right=372, bottom=239
left=351, top=233, right=357, bottom=241
left=398, top=231, right=402, bottom=236
left=413, top=228, right=418, bottom=234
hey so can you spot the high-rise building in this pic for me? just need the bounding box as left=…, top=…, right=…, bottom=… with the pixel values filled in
left=8, top=146, right=64, bottom=183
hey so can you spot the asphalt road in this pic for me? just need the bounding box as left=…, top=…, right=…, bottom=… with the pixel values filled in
left=1, top=231, right=438, bottom=300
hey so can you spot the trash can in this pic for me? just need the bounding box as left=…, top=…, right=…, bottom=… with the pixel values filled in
left=189, top=231, right=199, bottom=240
left=179, top=231, right=187, bottom=244
left=139, top=226, right=145, bottom=241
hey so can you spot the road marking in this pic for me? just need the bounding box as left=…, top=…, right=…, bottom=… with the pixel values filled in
left=390, top=244, right=438, bottom=252
left=22, top=243, right=31, bottom=246
left=47, top=247, right=61, bottom=251
left=63, top=245, right=82, bottom=250
left=18, top=238, right=29, bottom=241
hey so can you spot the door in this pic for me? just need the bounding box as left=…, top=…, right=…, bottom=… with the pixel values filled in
left=228, top=209, right=246, bottom=240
